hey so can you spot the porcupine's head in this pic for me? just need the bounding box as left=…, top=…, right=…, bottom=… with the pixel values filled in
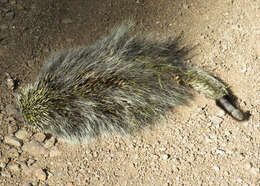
left=17, top=81, right=53, bottom=131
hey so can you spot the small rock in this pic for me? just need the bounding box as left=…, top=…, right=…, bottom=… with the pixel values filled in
left=0, top=162, right=6, bottom=169
left=27, top=159, right=36, bottom=166
left=61, top=18, right=73, bottom=24
left=4, top=136, right=22, bottom=147
left=49, top=146, right=61, bottom=157
left=5, top=104, right=19, bottom=117
left=236, top=178, right=243, bottom=183
left=151, top=154, right=159, bottom=160
left=33, top=133, right=46, bottom=142
left=15, top=128, right=30, bottom=140
left=34, top=168, right=47, bottom=180
left=17, top=161, right=27, bottom=169
left=22, top=141, right=48, bottom=156
left=241, top=66, right=247, bottom=73
left=6, top=11, right=15, bottom=19
left=224, top=131, right=231, bottom=136
left=8, top=148, right=19, bottom=158
left=8, top=162, right=20, bottom=172
left=6, top=73, right=15, bottom=90
left=161, top=154, right=170, bottom=160
left=159, top=147, right=167, bottom=152
left=8, top=123, right=18, bottom=133
left=44, top=137, right=56, bottom=148
left=215, top=149, right=225, bottom=155
left=212, top=165, right=220, bottom=172
left=210, top=116, right=223, bottom=125
left=22, top=183, right=32, bottom=186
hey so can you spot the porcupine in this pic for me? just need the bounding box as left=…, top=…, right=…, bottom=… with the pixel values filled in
left=17, top=23, right=244, bottom=143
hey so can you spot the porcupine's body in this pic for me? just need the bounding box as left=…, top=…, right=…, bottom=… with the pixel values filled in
left=17, top=24, right=244, bottom=143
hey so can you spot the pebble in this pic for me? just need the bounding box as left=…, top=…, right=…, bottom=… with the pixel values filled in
left=4, top=135, right=22, bottom=147
left=27, top=159, right=36, bottom=166
left=61, top=18, right=73, bottom=24
left=18, top=161, right=27, bottom=169
left=236, top=178, right=243, bottom=183
left=33, top=133, right=46, bottom=142
left=159, top=147, right=167, bottom=152
left=6, top=73, right=15, bottom=90
left=5, top=104, right=19, bottom=117
left=212, top=165, right=220, bottom=172
left=215, top=149, right=225, bottom=155
left=210, top=116, right=223, bottom=125
left=22, top=184, right=32, bottom=186
left=34, top=168, right=47, bottom=180
left=224, top=131, right=232, bottom=136
left=44, top=137, right=56, bottom=148
left=15, top=128, right=30, bottom=140
left=49, top=146, right=61, bottom=157
left=161, top=154, right=170, bottom=160
left=8, top=162, right=20, bottom=172
left=8, top=148, right=19, bottom=158
left=22, top=141, right=48, bottom=156
left=8, top=122, right=18, bottom=133
left=0, top=162, right=6, bottom=169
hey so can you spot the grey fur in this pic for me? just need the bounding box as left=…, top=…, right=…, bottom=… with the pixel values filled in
left=17, top=24, right=244, bottom=143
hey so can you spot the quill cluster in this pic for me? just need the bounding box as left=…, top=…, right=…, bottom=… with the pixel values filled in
left=17, top=24, right=244, bottom=143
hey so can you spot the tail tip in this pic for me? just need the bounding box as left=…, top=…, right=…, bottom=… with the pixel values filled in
left=231, top=109, right=244, bottom=121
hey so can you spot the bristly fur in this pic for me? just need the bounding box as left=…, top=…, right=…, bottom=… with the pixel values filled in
left=17, top=23, right=244, bottom=143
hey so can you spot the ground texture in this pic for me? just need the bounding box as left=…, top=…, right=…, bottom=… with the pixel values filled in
left=0, top=0, right=259, bottom=185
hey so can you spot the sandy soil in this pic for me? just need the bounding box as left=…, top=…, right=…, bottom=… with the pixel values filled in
left=0, top=0, right=259, bottom=185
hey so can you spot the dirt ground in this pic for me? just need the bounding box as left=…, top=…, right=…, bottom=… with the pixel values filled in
left=0, top=0, right=259, bottom=185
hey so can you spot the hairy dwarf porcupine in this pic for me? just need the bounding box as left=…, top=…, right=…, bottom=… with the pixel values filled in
left=17, top=24, right=244, bottom=143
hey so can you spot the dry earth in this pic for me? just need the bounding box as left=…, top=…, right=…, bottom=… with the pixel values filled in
left=0, top=0, right=259, bottom=185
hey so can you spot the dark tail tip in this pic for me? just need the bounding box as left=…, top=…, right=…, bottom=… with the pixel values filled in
left=216, top=95, right=248, bottom=121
